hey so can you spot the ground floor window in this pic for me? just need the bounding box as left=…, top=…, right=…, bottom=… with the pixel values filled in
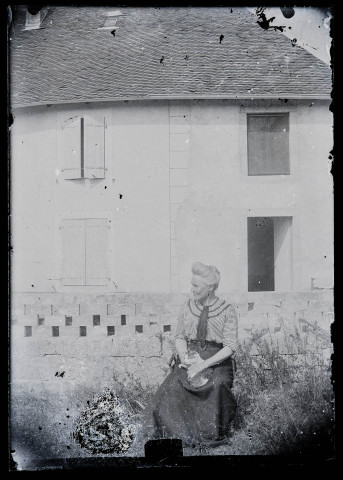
left=247, top=216, right=293, bottom=292
left=61, top=218, right=110, bottom=286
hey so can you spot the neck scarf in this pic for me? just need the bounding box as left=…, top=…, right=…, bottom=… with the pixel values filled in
left=196, top=304, right=209, bottom=348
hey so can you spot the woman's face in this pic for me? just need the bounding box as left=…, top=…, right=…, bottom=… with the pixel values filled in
left=191, top=274, right=213, bottom=303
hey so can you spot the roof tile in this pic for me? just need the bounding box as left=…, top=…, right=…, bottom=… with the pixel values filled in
left=9, top=6, right=332, bottom=107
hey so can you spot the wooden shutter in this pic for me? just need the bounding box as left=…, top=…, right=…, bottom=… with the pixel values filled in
left=62, top=116, right=82, bottom=179
left=85, top=218, right=109, bottom=285
left=267, top=115, right=290, bottom=174
left=84, top=116, right=106, bottom=179
left=61, top=219, right=86, bottom=285
left=247, top=114, right=289, bottom=175
left=248, top=115, right=268, bottom=175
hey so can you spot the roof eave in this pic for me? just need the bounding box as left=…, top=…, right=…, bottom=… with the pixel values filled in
left=10, top=93, right=332, bottom=109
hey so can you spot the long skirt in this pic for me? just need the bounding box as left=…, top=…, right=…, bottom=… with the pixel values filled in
left=141, top=340, right=237, bottom=447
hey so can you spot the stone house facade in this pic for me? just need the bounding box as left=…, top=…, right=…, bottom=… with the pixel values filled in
left=9, top=6, right=333, bottom=461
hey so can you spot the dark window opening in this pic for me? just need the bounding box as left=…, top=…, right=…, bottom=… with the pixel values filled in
left=80, top=326, right=87, bottom=336
left=135, top=325, right=143, bottom=333
left=248, top=216, right=292, bottom=292
left=107, top=326, right=115, bottom=336
left=52, top=326, right=59, bottom=337
left=247, top=113, right=290, bottom=175
left=121, top=315, right=126, bottom=326
left=93, top=315, right=100, bottom=326
left=37, top=316, right=45, bottom=326
left=163, top=325, right=171, bottom=332
left=248, top=217, right=275, bottom=292
left=24, top=326, right=32, bottom=337
left=65, top=316, right=72, bottom=326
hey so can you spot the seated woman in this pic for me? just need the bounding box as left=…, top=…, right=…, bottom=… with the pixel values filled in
left=141, top=262, right=238, bottom=448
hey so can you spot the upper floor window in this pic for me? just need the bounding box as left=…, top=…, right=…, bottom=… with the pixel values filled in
left=247, top=113, right=290, bottom=176
left=62, top=115, right=106, bottom=180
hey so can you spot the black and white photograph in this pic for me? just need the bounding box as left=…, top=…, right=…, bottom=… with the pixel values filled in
left=8, top=4, right=335, bottom=471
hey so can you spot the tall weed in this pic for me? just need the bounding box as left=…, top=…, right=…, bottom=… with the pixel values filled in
left=231, top=320, right=334, bottom=455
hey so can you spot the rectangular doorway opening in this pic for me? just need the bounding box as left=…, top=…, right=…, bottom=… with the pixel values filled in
left=248, top=217, right=292, bottom=292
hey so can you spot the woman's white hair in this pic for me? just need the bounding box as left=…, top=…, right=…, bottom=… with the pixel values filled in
left=191, top=262, right=220, bottom=291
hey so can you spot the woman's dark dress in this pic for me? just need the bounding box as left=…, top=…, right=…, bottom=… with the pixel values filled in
left=141, top=298, right=238, bottom=448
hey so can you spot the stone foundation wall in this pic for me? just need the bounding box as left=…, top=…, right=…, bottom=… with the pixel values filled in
left=11, top=290, right=334, bottom=386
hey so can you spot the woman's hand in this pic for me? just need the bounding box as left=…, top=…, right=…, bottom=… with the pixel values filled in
left=178, top=357, right=193, bottom=369
left=187, top=361, right=206, bottom=379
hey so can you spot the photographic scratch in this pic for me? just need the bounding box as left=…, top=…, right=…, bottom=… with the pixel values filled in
left=8, top=112, right=14, bottom=127
left=280, top=7, right=295, bottom=19
left=255, top=7, right=285, bottom=32
left=73, top=389, right=137, bottom=454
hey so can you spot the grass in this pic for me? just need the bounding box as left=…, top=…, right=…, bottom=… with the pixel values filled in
left=71, top=317, right=335, bottom=458
left=229, top=318, right=335, bottom=456
left=123, top=317, right=335, bottom=457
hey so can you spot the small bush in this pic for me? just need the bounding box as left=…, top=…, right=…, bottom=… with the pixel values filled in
left=73, top=388, right=141, bottom=454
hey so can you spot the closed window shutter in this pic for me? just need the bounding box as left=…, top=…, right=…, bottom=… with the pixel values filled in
left=248, top=114, right=289, bottom=175
left=61, top=219, right=86, bottom=285
left=248, top=116, right=268, bottom=175
left=84, top=116, right=105, bottom=179
left=267, top=115, right=290, bottom=174
left=62, top=117, right=82, bottom=179
left=85, top=218, right=109, bottom=285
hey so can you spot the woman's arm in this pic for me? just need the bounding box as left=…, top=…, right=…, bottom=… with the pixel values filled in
left=174, top=302, right=189, bottom=364
left=175, top=338, right=188, bottom=364
left=187, top=346, right=233, bottom=379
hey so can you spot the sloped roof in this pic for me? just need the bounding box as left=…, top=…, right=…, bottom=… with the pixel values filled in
left=9, top=6, right=332, bottom=108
